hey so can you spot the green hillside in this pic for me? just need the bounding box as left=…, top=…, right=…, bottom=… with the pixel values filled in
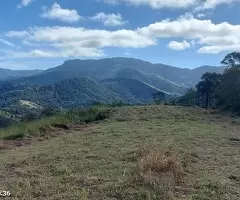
left=102, top=78, right=159, bottom=103
left=0, top=77, right=120, bottom=109
left=114, top=68, right=187, bottom=95
left=0, top=77, right=161, bottom=112
left=0, top=58, right=223, bottom=95
left=0, top=105, right=239, bottom=199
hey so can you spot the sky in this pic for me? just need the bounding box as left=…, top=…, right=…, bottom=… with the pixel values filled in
left=0, top=0, right=240, bottom=70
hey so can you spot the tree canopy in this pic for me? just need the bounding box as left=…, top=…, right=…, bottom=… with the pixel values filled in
left=221, top=52, right=240, bottom=68
left=179, top=52, right=240, bottom=114
left=152, top=91, right=165, bottom=105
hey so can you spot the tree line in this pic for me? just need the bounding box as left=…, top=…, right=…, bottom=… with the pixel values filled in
left=177, top=52, right=240, bottom=113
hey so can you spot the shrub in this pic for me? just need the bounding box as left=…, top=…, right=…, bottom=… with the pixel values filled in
left=0, top=116, right=15, bottom=128
left=110, top=101, right=129, bottom=107
left=41, top=107, right=59, bottom=117
left=22, top=112, right=39, bottom=122
left=3, top=132, right=25, bottom=140
left=65, top=108, right=108, bottom=123
left=137, top=146, right=183, bottom=200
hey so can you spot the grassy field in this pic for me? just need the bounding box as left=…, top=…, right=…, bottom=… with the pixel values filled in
left=0, top=105, right=240, bottom=200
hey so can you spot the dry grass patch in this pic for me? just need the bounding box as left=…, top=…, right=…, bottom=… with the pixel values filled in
left=137, top=146, right=184, bottom=200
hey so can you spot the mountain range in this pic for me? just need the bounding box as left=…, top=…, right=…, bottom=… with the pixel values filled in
left=0, top=68, right=42, bottom=81
left=0, top=57, right=225, bottom=111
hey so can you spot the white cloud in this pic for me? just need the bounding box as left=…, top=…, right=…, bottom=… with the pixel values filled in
left=203, top=0, right=237, bottom=9
left=167, top=40, right=191, bottom=51
left=41, top=2, right=81, bottom=23
left=197, top=13, right=206, bottom=18
left=17, top=0, right=34, bottom=8
left=103, top=0, right=240, bottom=10
left=138, top=15, right=240, bottom=53
left=198, top=45, right=240, bottom=54
left=90, top=12, right=127, bottom=26
left=1, top=48, right=104, bottom=59
left=6, top=31, right=30, bottom=38
left=0, top=60, right=27, bottom=70
left=103, top=0, right=197, bottom=9
left=0, top=39, right=15, bottom=47
left=5, top=14, right=240, bottom=57
left=193, top=0, right=240, bottom=11
left=5, top=26, right=155, bottom=58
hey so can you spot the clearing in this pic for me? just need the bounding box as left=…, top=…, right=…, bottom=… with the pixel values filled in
left=0, top=105, right=240, bottom=200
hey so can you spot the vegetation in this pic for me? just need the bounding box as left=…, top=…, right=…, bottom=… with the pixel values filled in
left=196, top=72, right=222, bottom=109
left=178, top=52, right=240, bottom=114
left=0, top=77, right=161, bottom=118
left=177, top=88, right=196, bottom=107
left=0, top=115, right=16, bottom=128
left=1, top=56, right=239, bottom=199
left=0, top=57, right=227, bottom=122
left=152, top=91, right=165, bottom=105
left=0, top=108, right=108, bottom=140
left=0, top=105, right=239, bottom=199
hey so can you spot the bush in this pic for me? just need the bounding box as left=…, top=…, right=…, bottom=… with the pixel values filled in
left=137, top=146, right=183, bottom=200
left=22, top=112, right=39, bottom=122
left=3, top=132, right=25, bottom=140
left=66, top=108, right=109, bottom=123
left=0, top=116, right=15, bottom=128
left=110, top=101, right=129, bottom=107
left=41, top=107, right=59, bottom=117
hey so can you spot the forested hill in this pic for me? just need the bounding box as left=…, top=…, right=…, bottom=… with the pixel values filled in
left=0, top=58, right=224, bottom=92
left=0, top=77, right=159, bottom=110
left=0, top=57, right=224, bottom=120
left=177, top=52, right=240, bottom=115
left=44, top=58, right=225, bottom=87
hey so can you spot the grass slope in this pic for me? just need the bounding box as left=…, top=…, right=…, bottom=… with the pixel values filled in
left=0, top=105, right=240, bottom=199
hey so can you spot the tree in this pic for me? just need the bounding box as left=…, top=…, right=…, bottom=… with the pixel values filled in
left=22, top=112, right=39, bottom=122
left=152, top=91, right=165, bottom=105
left=221, top=52, right=240, bottom=68
left=41, top=107, right=58, bottom=117
left=196, top=72, right=222, bottom=109
left=177, top=88, right=197, bottom=107
left=0, top=116, right=15, bottom=128
left=217, top=52, right=240, bottom=113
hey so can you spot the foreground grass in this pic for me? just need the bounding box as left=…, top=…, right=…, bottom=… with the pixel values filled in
left=0, top=105, right=240, bottom=199
left=0, top=108, right=108, bottom=140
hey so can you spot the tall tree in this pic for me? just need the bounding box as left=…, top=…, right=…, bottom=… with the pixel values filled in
left=218, top=52, right=240, bottom=113
left=196, top=72, right=222, bottom=109
left=152, top=91, right=165, bottom=105
left=221, top=52, right=240, bottom=68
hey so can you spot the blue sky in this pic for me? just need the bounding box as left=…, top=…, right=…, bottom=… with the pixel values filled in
left=0, top=0, right=240, bottom=70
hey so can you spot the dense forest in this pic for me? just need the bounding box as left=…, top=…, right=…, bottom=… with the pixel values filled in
left=178, top=52, right=240, bottom=114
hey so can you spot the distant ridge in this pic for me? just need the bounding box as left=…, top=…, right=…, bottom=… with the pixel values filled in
left=0, top=68, right=43, bottom=81
left=0, top=57, right=225, bottom=110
